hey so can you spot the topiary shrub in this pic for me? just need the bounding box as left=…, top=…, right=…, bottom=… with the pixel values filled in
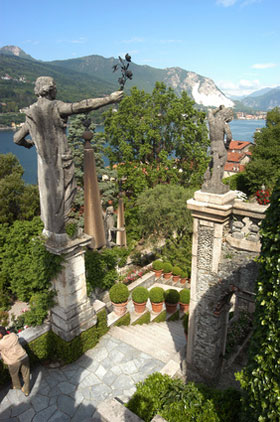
left=172, top=266, right=182, bottom=276
left=132, top=286, right=149, bottom=304
left=179, top=288, right=190, bottom=304
left=164, top=289, right=180, bottom=304
left=127, top=372, right=220, bottom=422
left=109, top=283, right=129, bottom=304
left=180, top=270, right=189, bottom=279
left=162, top=262, right=173, bottom=274
left=152, top=260, right=164, bottom=271
left=149, top=287, right=164, bottom=303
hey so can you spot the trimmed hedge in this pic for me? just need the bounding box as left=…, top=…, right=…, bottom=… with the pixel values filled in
left=132, top=312, right=151, bottom=326
left=164, top=289, right=180, bottom=304
left=149, top=287, right=164, bottom=303
left=179, top=288, right=190, bottom=304
left=0, top=309, right=108, bottom=385
left=153, top=311, right=167, bottom=323
left=132, top=286, right=149, bottom=303
left=109, top=283, right=129, bottom=303
left=114, top=313, right=131, bottom=327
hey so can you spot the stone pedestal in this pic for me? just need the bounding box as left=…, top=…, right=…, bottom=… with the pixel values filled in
left=186, top=190, right=235, bottom=384
left=46, top=235, right=97, bottom=341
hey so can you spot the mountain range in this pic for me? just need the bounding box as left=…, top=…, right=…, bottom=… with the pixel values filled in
left=1, top=45, right=279, bottom=113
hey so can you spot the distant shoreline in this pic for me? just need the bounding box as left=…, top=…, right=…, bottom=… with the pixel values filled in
left=0, top=126, right=16, bottom=131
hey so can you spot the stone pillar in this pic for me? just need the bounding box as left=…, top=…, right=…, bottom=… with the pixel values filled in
left=47, top=235, right=97, bottom=341
left=84, top=137, right=106, bottom=249
left=186, top=190, right=235, bottom=384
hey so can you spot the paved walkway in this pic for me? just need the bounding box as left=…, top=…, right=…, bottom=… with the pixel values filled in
left=0, top=332, right=165, bottom=422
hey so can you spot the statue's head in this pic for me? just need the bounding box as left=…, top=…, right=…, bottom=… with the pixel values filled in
left=34, top=76, right=57, bottom=99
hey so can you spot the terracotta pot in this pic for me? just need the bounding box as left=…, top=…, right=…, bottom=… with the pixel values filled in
left=151, top=301, right=164, bottom=313
left=133, top=301, right=147, bottom=314
left=111, top=301, right=128, bottom=316
left=179, top=302, right=189, bottom=313
left=165, top=302, right=178, bottom=313
left=153, top=269, right=163, bottom=279
left=180, top=277, right=187, bottom=284
left=163, top=272, right=172, bottom=280
left=172, top=275, right=180, bottom=283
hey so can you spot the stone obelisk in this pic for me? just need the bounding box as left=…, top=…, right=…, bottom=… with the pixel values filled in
left=83, top=131, right=106, bottom=249
left=116, top=196, right=126, bottom=247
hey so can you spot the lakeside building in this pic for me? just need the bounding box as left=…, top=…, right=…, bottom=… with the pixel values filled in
left=224, top=140, right=252, bottom=177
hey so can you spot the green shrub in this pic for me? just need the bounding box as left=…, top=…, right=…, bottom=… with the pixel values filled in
left=109, top=283, right=129, bottom=303
left=149, top=287, right=164, bottom=303
left=180, top=270, right=189, bottom=279
left=182, top=312, right=189, bottom=333
left=65, top=221, right=78, bottom=239
left=152, top=260, right=164, bottom=271
left=164, top=289, right=180, bottom=304
left=0, top=310, right=9, bottom=327
left=132, top=286, right=149, bottom=303
left=162, top=262, right=173, bottom=274
left=114, top=313, right=131, bottom=326
left=153, top=311, right=166, bottom=323
left=172, top=266, right=182, bottom=276
left=179, top=288, right=190, bottom=304
left=127, top=373, right=220, bottom=422
left=167, top=309, right=179, bottom=321
left=132, top=312, right=150, bottom=325
left=85, top=248, right=118, bottom=293
left=22, top=292, right=55, bottom=327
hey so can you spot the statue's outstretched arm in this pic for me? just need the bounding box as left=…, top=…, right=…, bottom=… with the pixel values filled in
left=58, top=91, right=123, bottom=116
left=13, top=123, right=34, bottom=149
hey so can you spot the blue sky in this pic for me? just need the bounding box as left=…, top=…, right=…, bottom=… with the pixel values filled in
left=1, top=0, right=279, bottom=97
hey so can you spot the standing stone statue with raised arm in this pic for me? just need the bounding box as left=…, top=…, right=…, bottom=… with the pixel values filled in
left=14, top=76, right=123, bottom=245
left=202, top=105, right=234, bottom=194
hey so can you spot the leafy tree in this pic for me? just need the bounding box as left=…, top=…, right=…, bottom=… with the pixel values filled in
left=236, top=180, right=280, bottom=421
left=0, top=153, right=40, bottom=224
left=103, top=82, right=209, bottom=193
left=136, top=184, right=194, bottom=271
left=244, top=107, right=280, bottom=194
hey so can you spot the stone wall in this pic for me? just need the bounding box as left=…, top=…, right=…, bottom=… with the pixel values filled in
left=186, top=191, right=267, bottom=385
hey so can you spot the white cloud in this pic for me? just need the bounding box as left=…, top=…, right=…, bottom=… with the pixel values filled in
left=71, top=37, right=87, bottom=44
left=252, top=63, right=277, bottom=69
left=218, top=79, right=261, bottom=96
left=216, top=0, right=237, bottom=6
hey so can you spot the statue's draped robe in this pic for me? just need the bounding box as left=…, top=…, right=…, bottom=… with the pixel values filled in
left=22, top=98, right=76, bottom=234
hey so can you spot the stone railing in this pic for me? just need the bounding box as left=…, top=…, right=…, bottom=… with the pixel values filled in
left=226, top=200, right=268, bottom=252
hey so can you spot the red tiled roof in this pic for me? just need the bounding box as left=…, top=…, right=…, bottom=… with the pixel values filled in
left=224, top=162, right=245, bottom=173
left=227, top=152, right=243, bottom=162
left=228, top=140, right=251, bottom=150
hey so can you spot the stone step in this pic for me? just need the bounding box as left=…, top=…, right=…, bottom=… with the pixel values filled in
left=109, top=321, right=186, bottom=363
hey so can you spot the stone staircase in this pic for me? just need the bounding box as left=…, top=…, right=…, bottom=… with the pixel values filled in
left=109, top=320, right=186, bottom=364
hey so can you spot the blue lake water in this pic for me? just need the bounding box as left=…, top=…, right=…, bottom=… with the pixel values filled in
left=0, top=119, right=266, bottom=185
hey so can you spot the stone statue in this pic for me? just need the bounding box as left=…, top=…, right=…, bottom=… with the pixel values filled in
left=14, top=76, right=123, bottom=244
left=202, top=105, right=234, bottom=194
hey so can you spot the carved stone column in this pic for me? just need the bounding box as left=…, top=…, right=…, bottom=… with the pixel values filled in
left=186, top=190, right=235, bottom=384
left=47, top=235, right=97, bottom=341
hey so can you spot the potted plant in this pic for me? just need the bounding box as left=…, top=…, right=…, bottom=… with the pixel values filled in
left=152, top=260, right=164, bottom=278
left=164, top=289, right=180, bottom=313
left=179, top=288, right=190, bottom=312
left=172, top=266, right=182, bottom=283
left=132, top=286, right=149, bottom=314
left=180, top=270, right=188, bottom=285
left=182, top=312, right=189, bottom=341
left=109, top=283, right=129, bottom=316
left=149, top=287, right=165, bottom=313
left=162, top=262, right=173, bottom=280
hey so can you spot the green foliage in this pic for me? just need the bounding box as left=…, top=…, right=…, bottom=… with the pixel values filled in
left=0, top=154, right=40, bottom=224
left=85, top=248, right=118, bottom=293
left=243, top=107, right=280, bottom=194
left=0, top=310, right=9, bottom=327
left=152, top=260, right=164, bottom=271
left=0, top=218, right=62, bottom=315
left=104, top=83, right=209, bottom=193
left=132, top=286, right=149, bottom=303
left=236, top=179, right=280, bottom=421
left=164, top=289, right=180, bottom=304
left=223, top=172, right=250, bottom=194
left=114, top=313, right=131, bottom=326
left=167, top=309, right=179, bottom=321
left=149, top=287, right=165, bottom=303
left=182, top=312, right=189, bottom=333
left=162, top=262, right=173, bottom=274
left=225, top=311, right=252, bottom=356
left=127, top=373, right=221, bottom=422
left=109, top=283, right=129, bottom=303
left=179, top=288, right=190, bottom=304
left=23, top=292, right=55, bottom=327
left=172, top=266, right=182, bottom=276
left=132, top=312, right=151, bottom=326
left=65, top=222, right=78, bottom=239
left=153, top=311, right=167, bottom=323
